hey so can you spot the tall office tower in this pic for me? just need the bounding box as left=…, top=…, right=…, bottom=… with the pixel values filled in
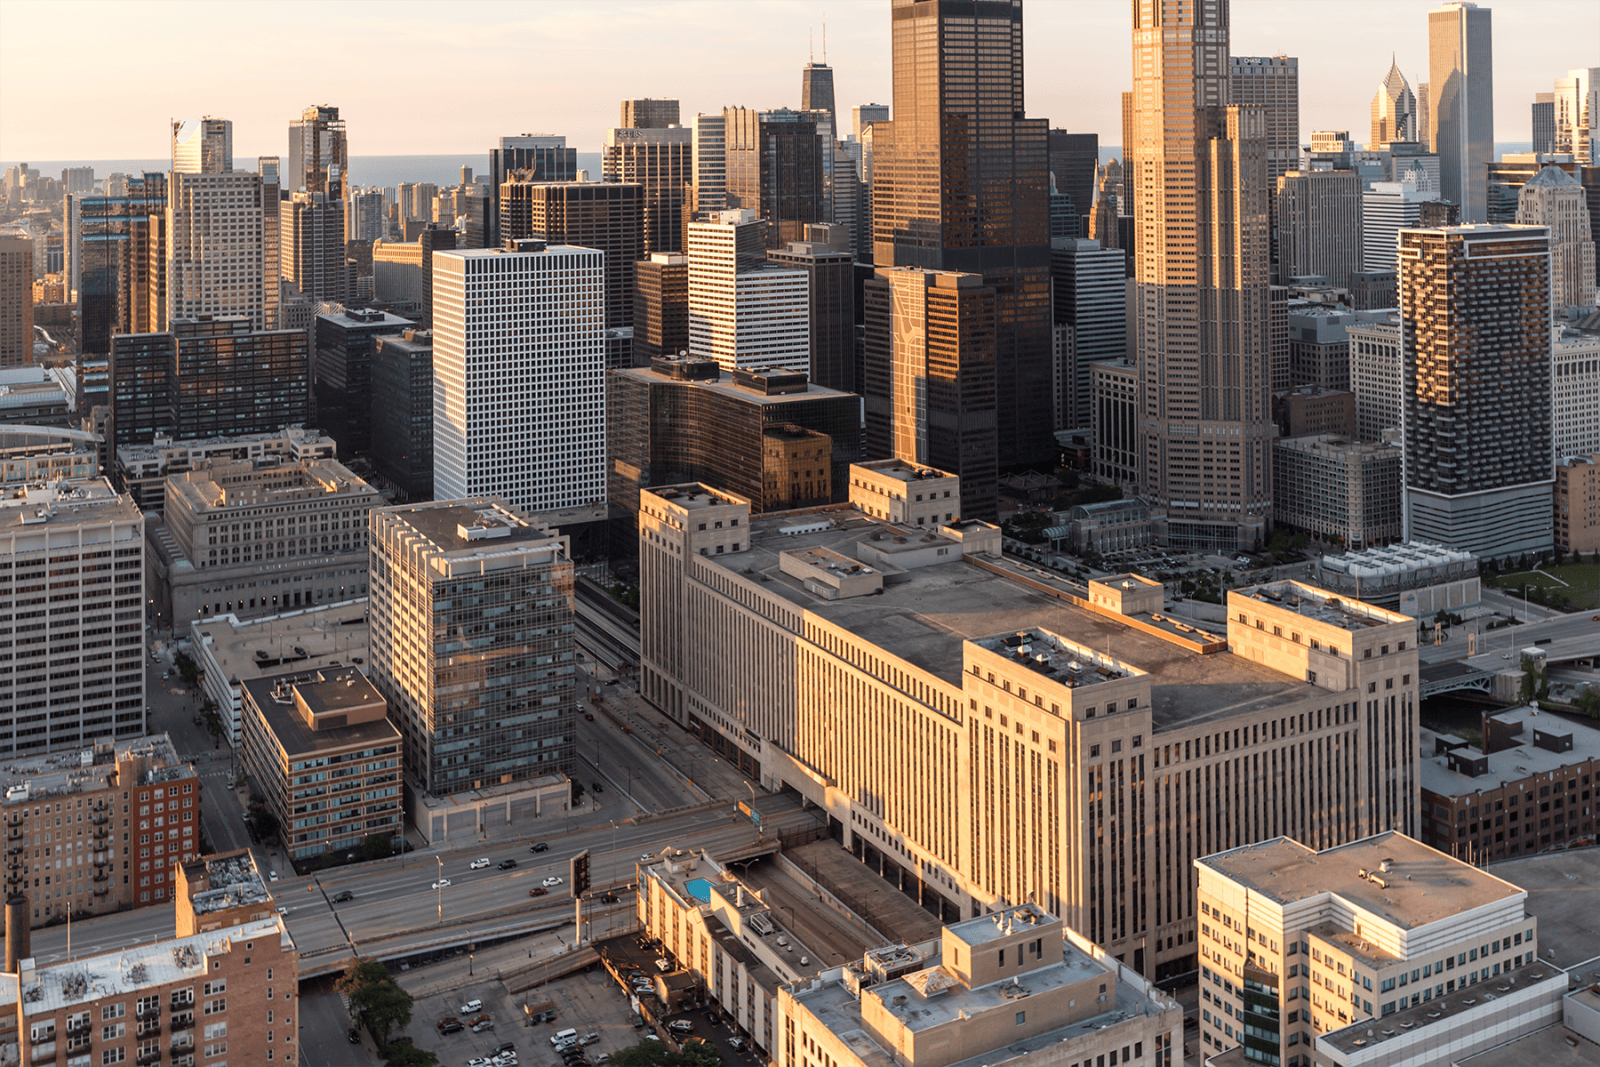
left=1277, top=169, right=1363, bottom=288
left=1416, top=82, right=1431, bottom=151
left=1048, top=130, right=1099, bottom=239
left=499, top=181, right=644, bottom=354
left=801, top=60, right=837, bottom=129
left=486, top=134, right=577, bottom=247
left=769, top=225, right=855, bottom=393
left=346, top=185, right=385, bottom=241
left=1362, top=178, right=1442, bottom=271
left=406, top=183, right=438, bottom=221
left=59, top=165, right=95, bottom=195
left=433, top=243, right=605, bottom=512
left=1231, top=54, right=1301, bottom=258
left=1050, top=238, right=1126, bottom=429
left=314, top=307, right=415, bottom=456
left=633, top=253, right=689, bottom=364
left=689, top=114, right=727, bottom=219
left=862, top=268, right=997, bottom=520
left=280, top=192, right=346, bottom=303
left=1516, top=166, right=1598, bottom=311
left=1129, top=0, right=1273, bottom=551
left=1554, top=67, right=1599, bottom=162
left=370, top=328, right=434, bottom=500
left=870, top=0, right=1053, bottom=469
left=1091, top=359, right=1140, bottom=485
left=369, top=497, right=577, bottom=795
left=0, top=478, right=144, bottom=754
left=1401, top=226, right=1553, bottom=557
left=1553, top=329, right=1600, bottom=457
left=686, top=210, right=809, bottom=373
left=166, top=118, right=266, bottom=330
left=1370, top=58, right=1418, bottom=148
left=1348, top=316, right=1403, bottom=442
left=258, top=157, right=281, bottom=329
left=171, top=117, right=232, bottom=175
left=602, top=125, right=692, bottom=254
left=724, top=108, right=825, bottom=248
left=621, top=98, right=680, bottom=129
left=1532, top=92, right=1557, bottom=154
left=109, top=318, right=311, bottom=446
left=287, top=104, right=347, bottom=197
left=853, top=103, right=890, bottom=143
left=66, top=175, right=166, bottom=353
left=0, top=234, right=33, bottom=366
left=1428, top=2, right=1494, bottom=222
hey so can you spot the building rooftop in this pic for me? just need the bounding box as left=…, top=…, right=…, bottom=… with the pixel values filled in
left=651, top=485, right=749, bottom=513
left=0, top=478, right=138, bottom=530
left=192, top=599, right=371, bottom=696
left=187, top=852, right=272, bottom=915
left=17, top=917, right=288, bottom=1016
left=1198, top=831, right=1524, bottom=928
left=612, top=363, right=856, bottom=405
left=241, top=667, right=399, bottom=757
left=168, top=457, right=375, bottom=512
left=382, top=498, right=568, bottom=557
left=730, top=507, right=1309, bottom=728
left=1319, top=540, right=1478, bottom=580
left=1420, top=705, right=1600, bottom=798
left=1319, top=957, right=1566, bottom=1055
left=316, top=307, right=415, bottom=330
left=115, top=426, right=335, bottom=466
left=853, top=459, right=955, bottom=485
left=1, top=734, right=188, bottom=804
left=1235, top=580, right=1411, bottom=629
left=1458, top=1019, right=1600, bottom=1067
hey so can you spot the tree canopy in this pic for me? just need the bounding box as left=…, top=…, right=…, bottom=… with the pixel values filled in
left=336, top=958, right=414, bottom=1046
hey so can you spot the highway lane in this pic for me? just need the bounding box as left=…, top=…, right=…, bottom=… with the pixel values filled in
left=1418, top=604, right=1600, bottom=665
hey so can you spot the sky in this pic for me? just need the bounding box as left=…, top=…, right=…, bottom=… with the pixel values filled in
left=1, top=0, right=1596, bottom=164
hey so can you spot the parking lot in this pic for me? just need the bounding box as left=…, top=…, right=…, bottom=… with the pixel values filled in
left=598, top=935, right=764, bottom=1067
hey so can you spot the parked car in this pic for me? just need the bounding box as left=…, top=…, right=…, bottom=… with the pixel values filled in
left=436, top=1018, right=463, bottom=1035
left=496, top=1043, right=517, bottom=1056
left=498, top=858, right=518, bottom=869
left=578, top=1033, right=600, bottom=1046
left=459, top=999, right=483, bottom=1015
left=667, top=1020, right=695, bottom=1034
left=728, top=1038, right=747, bottom=1052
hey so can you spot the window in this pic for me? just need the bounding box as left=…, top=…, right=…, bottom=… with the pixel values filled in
left=1015, top=1011, right=1026, bottom=1026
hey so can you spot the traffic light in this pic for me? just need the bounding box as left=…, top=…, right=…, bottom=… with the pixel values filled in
left=571, top=849, right=591, bottom=897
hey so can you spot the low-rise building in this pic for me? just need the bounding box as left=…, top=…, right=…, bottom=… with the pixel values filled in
left=1553, top=322, right=1600, bottom=459
left=1554, top=454, right=1600, bottom=555
left=148, top=457, right=378, bottom=625
left=1419, top=705, right=1600, bottom=863
left=848, top=461, right=961, bottom=527
left=1272, top=385, right=1357, bottom=439
left=1047, top=496, right=1161, bottom=554
left=1196, top=831, right=1569, bottom=1067
left=115, top=428, right=336, bottom=515
left=0, top=426, right=99, bottom=484
left=12, top=848, right=297, bottom=1067
left=1, top=734, right=198, bottom=926
left=189, top=599, right=370, bottom=747
left=1314, top=541, right=1480, bottom=616
left=240, top=665, right=403, bottom=861
left=781, top=904, right=1180, bottom=1067
left=1272, top=434, right=1403, bottom=549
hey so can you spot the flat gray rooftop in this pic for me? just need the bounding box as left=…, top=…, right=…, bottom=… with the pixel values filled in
left=1199, top=832, right=1522, bottom=929
left=1487, top=848, right=1600, bottom=969
left=737, top=511, right=1314, bottom=729
left=388, top=499, right=562, bottom=553
left=783, top=840, right=945, bottom=945
left=1459, top=1022, right=1600, bottom=1067
left=1420, top=705, right=1600, bottom=798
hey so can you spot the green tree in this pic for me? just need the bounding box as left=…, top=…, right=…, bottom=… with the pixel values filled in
left=359, top=833, right=397, bottom=862
left=380, top=1044, right=438, bottom=1067
left=610, top=1043, right=679, bottom=1067
left=678, top=1041, right=722, bottom=1067
left=337, top=959, right=413, bottom=1045
left=246, top=808, right=278, bottom=842
left=1576, top=687, right=1600, bottom=720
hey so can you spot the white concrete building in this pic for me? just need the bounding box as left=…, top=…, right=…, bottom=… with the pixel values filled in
left=687, top=209, right=810, bottom=373
left=1554, top=325, right=1600, bottom=458
left=1516, top=165, right=1598, bottom=311
left=1362, top=180, right=1441, bottom=272
left=1348, top=314, right=1403, bottom=444
left=166, top=172, right=266, bottom=330
left=0, top=478, right=145, bottom=758
left=432, top=240, right=606, bottom=512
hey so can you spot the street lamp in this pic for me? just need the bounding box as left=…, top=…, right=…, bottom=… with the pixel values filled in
left=468, top=929, right=474, bottom=976
left=436, top=856, right=443, bottom=922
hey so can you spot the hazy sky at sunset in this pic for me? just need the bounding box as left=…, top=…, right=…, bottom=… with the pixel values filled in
left=2, top=0, right=1595, bottom=164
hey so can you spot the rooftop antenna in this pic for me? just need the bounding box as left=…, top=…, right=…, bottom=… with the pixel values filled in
left=823, top=17, right=827, bottom=63
left=810, top=27, right=814, bottom=64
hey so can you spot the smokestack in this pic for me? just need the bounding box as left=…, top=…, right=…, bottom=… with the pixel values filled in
left=6, top=894, right=30, bottom=972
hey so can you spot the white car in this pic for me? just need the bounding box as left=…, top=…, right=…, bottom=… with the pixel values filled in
left=432, top=878, right=452, bottom=889
left=468, top=1059, right=495, bottom=1067
left=268, top=870, right=279, bottom=882
left=469, top=857, right=491, bottom=870
left=275, top=906, right=288, bottom=915
left=542, top=876, right=564, bottom=888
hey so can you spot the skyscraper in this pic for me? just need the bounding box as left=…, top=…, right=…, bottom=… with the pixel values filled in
left=166, top=118, right=266, bottom=329
left=602, top=125, right=692, bottom=254
left=724, top=108, right=826, bottom=248
left=486, top=134, right=577, bottom=248
left=1553, top=67, right=1599, bottom=163
left=1401, top=225, right=1553, bottom=558
left=1129, top=0, right=1273, bottom=551
left=869, top=0, right=1052, bottom=469
left=1050, top=237, right=1126, bottom=429
left=345, top=186, right=385, bottom=242
left=1363, top=177, right=1445, bottom=271
left=282, top=105, right=348, bottom=303
left=1277, top=168, right=1364, bottom=288
left=1230, top=54, right=1301, bottom=249
left=1427, top=2, right=1494, bottom=222
left=1370, top=57, right=1418, bottom=146
left=689, top=114, right=727, bottom=220
left=769, top=225, right=856, bottom=394
left=1532, top=93, right=1557, bottom=154
left=686, top=210, right=809, bottom=374
left=633, top=252, right=689, bottom=364
left=620, top=98, right=680, bottom=130
left=432, top=242, right=606, bottom=513
left=0, top=234, right=33, bottom=367
left=800, top=60, right=836, bottom=130
left=1516, top=166, right=1598, bottom=311
left=287, top=105, right=347, bottom=198
left=862, top=267, right=997, bottom=521
left=1047, top=130, right=1099, bottom=240
left=368, top=497, right=577, bottom=795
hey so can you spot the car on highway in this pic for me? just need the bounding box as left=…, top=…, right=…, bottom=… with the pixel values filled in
left=332, top=890, right=354, bottom=903
left=542, top=875, right=564, bottom=887
left=591, top=781, right=604, bottom=792
left=470, top=857, right=491, bottom=870
left=432, top=878, right=452, bottom=889
left=530, top=842, right=549, bottom=852
left=639, top=853, right=655, bottom=863
left=498, top=858, right=518, bottom=869
left=275, top=905, right=288, bottom=915
left=529, top=886, right=549, bottom=896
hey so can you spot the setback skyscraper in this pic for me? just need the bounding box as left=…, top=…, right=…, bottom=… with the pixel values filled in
left=1427, top=2, right=1494, bottom=222
left=282, top=105, right=348, bottom=303
left=1516, top=165, right=1598, bottom=311
left=869, top=0, right=1053, bottom=469
left=1129, top=0, right=1273, bottom=550
left=1370, top=57, right=1418, bottom=146
left=602, top=125, right=692, bottom=254
left=487, top=134, right=578, bottom=248
left=621, top=98, right=680, bottom=130
left=724, top=107, right=826, bottom=248
left=1401, top=225, right=1553, bottom=558
left=165, top=118, right=266, bottom=330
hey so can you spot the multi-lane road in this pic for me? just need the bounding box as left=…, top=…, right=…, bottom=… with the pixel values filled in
left=29, top=795, right=820, bottom=976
